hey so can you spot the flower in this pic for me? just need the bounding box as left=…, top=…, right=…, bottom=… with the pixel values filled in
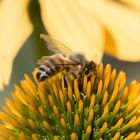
left=0, top=1, right=140, bottom=89
left=0, top=0, right=33, bottom=90
left=39, top=0, right=140, bottom=62
left=0, top=63, right=140, bottom=139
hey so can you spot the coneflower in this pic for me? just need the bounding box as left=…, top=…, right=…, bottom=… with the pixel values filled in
left=0, top=63, right=140, bottom=140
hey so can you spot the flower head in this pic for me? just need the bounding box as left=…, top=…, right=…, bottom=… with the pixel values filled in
left=0, top=63, right=140, bottom=140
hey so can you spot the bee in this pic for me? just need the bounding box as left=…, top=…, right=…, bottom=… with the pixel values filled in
left=36, top=34, right=97, bottom=82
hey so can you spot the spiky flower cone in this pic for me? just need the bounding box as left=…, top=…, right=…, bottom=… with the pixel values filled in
left=0, top=63, right=140, bottom=140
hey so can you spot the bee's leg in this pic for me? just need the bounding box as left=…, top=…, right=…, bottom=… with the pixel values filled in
left=70, top=71, right=83, bottom=81
left=61, top=74, right=68, bottom=89
left=65, top=66, right=70, bottom=72
left=71, top=71, right=78, bottom=79
left=74, top=72, right=82, bottom=79
left=65, top=66, right=78, bottom=79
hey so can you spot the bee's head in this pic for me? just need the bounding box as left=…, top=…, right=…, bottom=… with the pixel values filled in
left=69, top=53, right=86, bottom=66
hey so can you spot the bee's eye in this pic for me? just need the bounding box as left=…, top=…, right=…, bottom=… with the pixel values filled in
left=85, top=68, right=89, bottom=75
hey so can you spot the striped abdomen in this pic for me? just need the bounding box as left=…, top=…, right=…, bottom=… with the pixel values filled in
left=36, top=54, right=70, bottom=82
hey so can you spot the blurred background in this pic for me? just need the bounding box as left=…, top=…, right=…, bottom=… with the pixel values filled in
left=0, top=0, right=140, bottom=106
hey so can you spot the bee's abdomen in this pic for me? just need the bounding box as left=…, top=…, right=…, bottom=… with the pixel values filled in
left=36, top=64, right=64, bottom=82
left=36, top=54, right=69, bottom=82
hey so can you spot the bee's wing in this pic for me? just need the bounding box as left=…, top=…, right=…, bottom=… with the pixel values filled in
left=37, top=56, right=51, bottom=65
left=38, top=54, right=75, bottom=66
left=40, top=34, right=73, bottom=56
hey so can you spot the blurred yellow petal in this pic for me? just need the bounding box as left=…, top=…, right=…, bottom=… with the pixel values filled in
left=121, top=0, right=140, bottom=11
left=39, top=0, right=104, bottom=63
left=0, top=0, right=33, bottom=90
left=77, top=0, right=140, bottom=61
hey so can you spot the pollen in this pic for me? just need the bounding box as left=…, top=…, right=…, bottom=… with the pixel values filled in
left=0, top=63, right=140, bottom=140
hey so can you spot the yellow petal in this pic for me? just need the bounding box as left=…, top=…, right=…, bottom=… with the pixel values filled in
left=121, top=0, right=140, bottom=11
left=0, top=0, right=33, bottom=91
left=77, top=0, right=140, bottom=61
left=39, top=0, right=104, bottom=63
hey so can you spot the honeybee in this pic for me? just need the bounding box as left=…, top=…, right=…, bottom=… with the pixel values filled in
left=36, top=34, right=97, bottom=82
